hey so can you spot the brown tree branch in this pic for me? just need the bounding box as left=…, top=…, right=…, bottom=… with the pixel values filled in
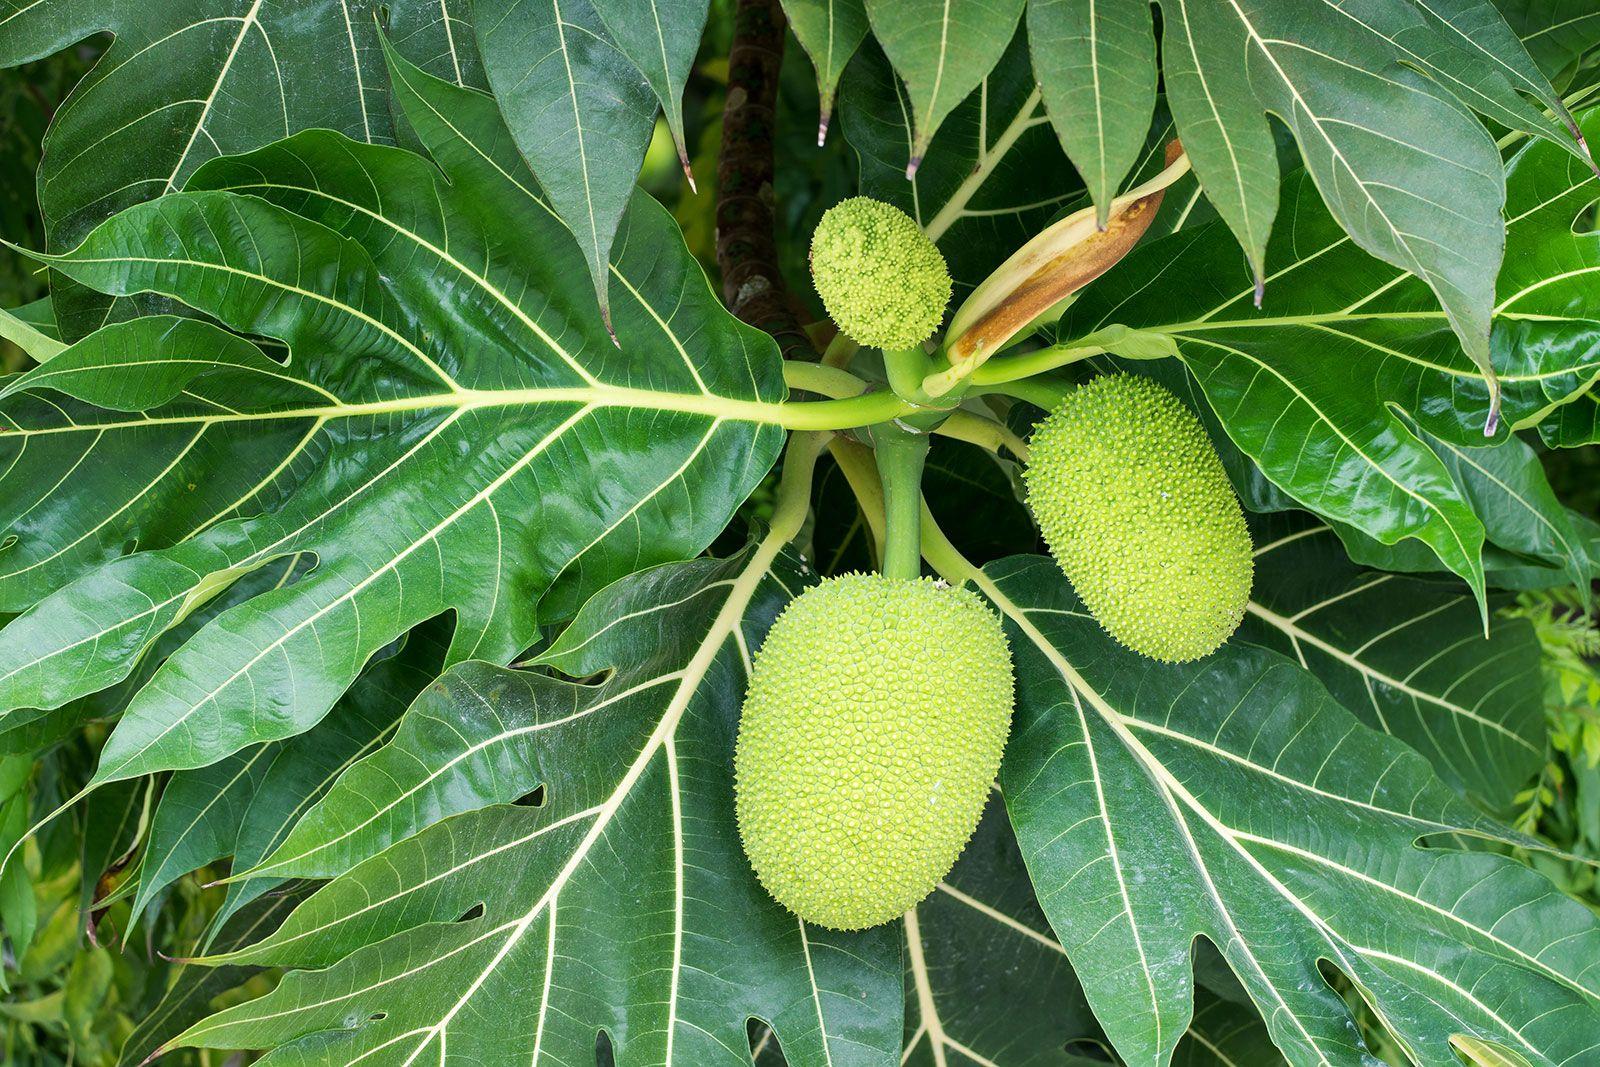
left=716, top=0, right=816, bottom=361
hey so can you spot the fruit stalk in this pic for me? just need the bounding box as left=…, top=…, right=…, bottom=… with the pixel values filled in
left=872, top=423, right=931, bottom=581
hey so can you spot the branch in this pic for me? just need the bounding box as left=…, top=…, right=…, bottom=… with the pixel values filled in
left=716, top=0, right=814, bottom=361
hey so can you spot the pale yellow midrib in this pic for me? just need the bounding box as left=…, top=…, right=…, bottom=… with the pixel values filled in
left=6, top=382, right=798, bottom=438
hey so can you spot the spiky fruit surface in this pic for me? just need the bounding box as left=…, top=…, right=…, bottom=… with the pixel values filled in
left=734, top=573, right=1013, bottom=930
left=1024, top=373, right=1253, bottom=662
left=810, top=197, right=951, bottom=351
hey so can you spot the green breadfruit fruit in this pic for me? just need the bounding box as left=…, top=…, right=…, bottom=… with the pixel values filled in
left=1024, top=373, right=1253, bottom=663
left=734, top=573, right=1014, bottom=930
left=810, top=197, right=952, bottom=351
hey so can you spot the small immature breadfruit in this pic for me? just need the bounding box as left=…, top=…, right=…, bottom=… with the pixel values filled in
left=1024, top=373, right=1253, bottom=662
left=734, top=573, right=1013, bottom=930
left=809, top=196, right=952, bottom=351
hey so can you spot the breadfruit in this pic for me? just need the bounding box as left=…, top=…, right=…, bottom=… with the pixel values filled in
left=734, top=573, right=1013, bottom=930
left=810, top=197, right=951, bottom=351
left=1024, top=373, right=1252, bottom=662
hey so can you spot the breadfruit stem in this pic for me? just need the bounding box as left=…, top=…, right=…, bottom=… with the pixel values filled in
left=774, top=362, right=954, bottom=429
left=935, top=409, right=1030, bottom=461
left=872, top=424, right=931, bottom=581
left=973, top=377, right=1074, bottom=412
left=783, top=360, right=872, bottom=399
left=769, top=431, right=831, bottom=548
left=966, top=341, right=1107, bottom=388
left=884, top=346, right=938, bottom=405
left=777, top=363, right=922, bottom=428
left=771, top=390, right=916, bottom=429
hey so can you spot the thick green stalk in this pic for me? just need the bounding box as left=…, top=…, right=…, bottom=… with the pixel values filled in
left=972, top=376, right=1073, bottom=411
left=935, top=409, right=1031, bottom=461
left=783, top=360, right=871, bottom=398
left=883, top=346, right=937, bottom=404
left=772, top=387, right=915, bottom=429
left=967, top=342, right=1104, bottom=387
left=872, top=423, right=930, bottom=581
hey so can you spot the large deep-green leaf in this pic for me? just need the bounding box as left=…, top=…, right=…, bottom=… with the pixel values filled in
left=902, top=798, right=1277, bottom=1066
left=1119, top=353, right=1596, bottom=597
left=473, top=0, right=661, bottom=326
left=0, top=0, right=480, bottom=338
left=981, top=555, right=1600, bottom=1066
left=1419, top=425, right=1593, bottom=590
left=1240, top=514, right=1545, bottom=813
left=862, top=0, right=1027, bottom=173
left=1497, top=0, right=1600, bottom=82
left=1059, top=104, right=1600, bottom=598
left=0, top=304, right=62, bottom=363
left=0, top=554, right=312, bottom=762
left=170, top=543, right=902, bottom=1067
left=0, top=55, right=785, bottom=791
left=1362, top=0, right=1582, bottom=156
left=840, top=31, right=1079, bottom=292
left=1146, top=0, right=1585, bottom=384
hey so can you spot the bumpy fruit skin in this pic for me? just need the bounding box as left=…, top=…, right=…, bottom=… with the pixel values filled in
left=810, top=197, right=952, bottom=350
left=1024, top=373, right=1253, bottom=663
left=734, top=573, right=1013, bottom=930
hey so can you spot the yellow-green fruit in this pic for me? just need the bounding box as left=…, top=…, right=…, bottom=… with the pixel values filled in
left=1024, top=373, right=1253, bottom=662
left=810, top=197, right=951, bottom=351
left=734, top=573, right=1013, bottom=930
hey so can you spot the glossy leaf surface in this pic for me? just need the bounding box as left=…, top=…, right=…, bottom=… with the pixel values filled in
left=0, top=56, right=784, bottom=790
left=0, top=0, right=480, bottom=338
left=174, top=547, right=903, bottom=1067
left=985, top=556, right=1600, bottom=1067
left=1241, top=514, right=1545, bottom=812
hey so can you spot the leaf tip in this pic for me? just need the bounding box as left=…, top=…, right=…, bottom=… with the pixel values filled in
left=679, top=148, right=698, bottom=195
left=1253, top=273, right=1265, bottom=309
left=817, top=110, right=831, bottom=148
left=905, top=155, right=922, bottom=181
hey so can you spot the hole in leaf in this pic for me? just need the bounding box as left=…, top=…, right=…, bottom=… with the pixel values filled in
left=747, top=1019, right=782, bottom=1063
left=1318, top=958, right=1401, bottom=1054
left=595, top=1029, right=615, bottom=1067
left=456, top=902, right=484, bottom=923
left=514, top=785, right=546, bottom=808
